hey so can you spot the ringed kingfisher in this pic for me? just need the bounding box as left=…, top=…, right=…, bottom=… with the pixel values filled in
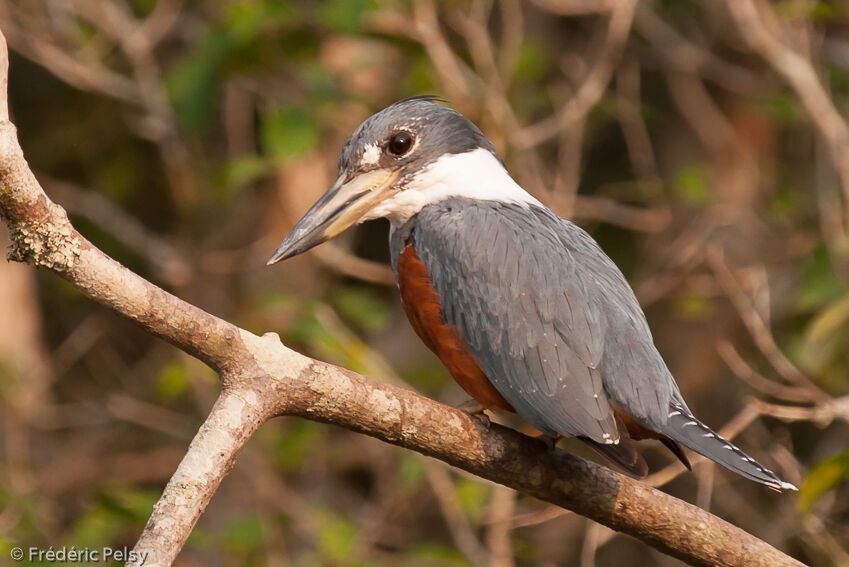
left=267, top=96, right=796, bottom=491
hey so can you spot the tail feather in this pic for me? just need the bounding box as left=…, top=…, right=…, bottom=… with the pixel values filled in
left=579, top=436, right=648, bottom=478
left=660, top=438, right=692, bottom=471
left=664, top=403, right=797, bottom=492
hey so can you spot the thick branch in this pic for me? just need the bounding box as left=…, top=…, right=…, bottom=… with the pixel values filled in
left=0, top=126, right=240, bottom=372
left=131, top=329, right=805, bottom=567
left=0, top=26, right=804, bottom=567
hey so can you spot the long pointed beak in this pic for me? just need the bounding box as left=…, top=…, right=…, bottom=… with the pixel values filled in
left=267, top=168, right=399, bottom=265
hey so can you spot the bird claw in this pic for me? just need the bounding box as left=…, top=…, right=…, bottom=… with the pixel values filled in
left=456, top=399, right=491, bottom=430
left=474, top=412, right=491, bottom=430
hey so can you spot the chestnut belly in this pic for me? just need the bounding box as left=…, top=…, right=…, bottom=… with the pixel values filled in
left=396, top=241, right=513, bottom=412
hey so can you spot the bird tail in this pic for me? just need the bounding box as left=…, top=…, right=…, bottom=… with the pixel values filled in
left=664, top=403, right=797, bottom=492
left=580, top=408, right=654, bottom=478
left=579, top=436, right=648, bottom=478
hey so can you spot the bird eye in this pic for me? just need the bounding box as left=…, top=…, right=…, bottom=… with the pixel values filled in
left=387, top=131, right=414, bottom=156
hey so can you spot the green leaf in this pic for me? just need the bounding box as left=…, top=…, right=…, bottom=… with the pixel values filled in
left=95, top=151, right=141, bottom=201
left=398, top=454, right=426, bottom=487
left=167, top=1, right=297, bottom=131
left=796, top=247, right=849, bottom=312
left=260, top=106, right=319, bottom=161
left=318, top=0, right=379, bottom=33
left=100, top=485, right=160, bottom=524
left=456, top=479, right=490, bottom=519
left=674, top=164, right=712, bottom=206
left=403, top=56, right=437, bottom=96
left=275, top=420, right=321, bottom=470
left=775, top=0, right=837, bottom=22
left=225, top=517, right=264, bottom=552
left=67, top=505, right=125, bottom=548
left=167, top=32, right=231, bottom=131
left=226, top=0, right=296, bottom=42
left=799, top=452, right=849, bottom=511
left=805, top=293, right=849, bottom=345
left=318, top=516, right=358, bottom=561
left=333, top=287, right=390, bottom=333
left=405, top=543, right=471, bottom=564
left=301, top=62, right=341, bottom=100
left=756, top=93, right=801, bottom=125
left=399, top=358, right=451, bottom=394
left=156, top=362, right=189, bottom=400
left=674, top=293, right=715, bottom=321
left=225, top=155, right=273, bottom=190
left=797, top=326, right=847, bottom=377
left=514, top=42, right=549, bottom=83
left=290, top=304, right=347, bottom=362
left=129, top=0, right=157, bottom=13
left=769, top=183, right=803, bottom=219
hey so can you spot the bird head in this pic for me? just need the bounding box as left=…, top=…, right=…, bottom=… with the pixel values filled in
left=266, top=96, right=522, bottom=265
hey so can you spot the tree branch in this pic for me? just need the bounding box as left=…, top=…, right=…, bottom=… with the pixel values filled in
left=0, top=27, right=804, bottom=567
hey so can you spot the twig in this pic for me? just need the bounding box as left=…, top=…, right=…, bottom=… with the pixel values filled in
left=580, top=520, right=602, bottom=567
left=410, top=0, right=475, bottom=102
left=665, top=71, right=740, bottom=155
left=486, top=486, right=515, bottom=567
left=312, top=242, right=396, bottom=286
left=616, top=57, right=659, bottom=180
left=132, top=389, right=267, bottom=565
left=706, top=248, right=828, bottom=401
left=529, top=0, right=617, bottom=17
left=0, top=4, right=141, bottom=103
left=44, top=176, right=192, bottom=287
left=695, top=461, right=715, bottom=513
left=510, top=504, right=569, bottom=529
left=725, top=0, right=849, bottom=227
left=64, top=0, right=197, bottom=207
left=716, top=340, right=813, bottom=403
left=571, top=194, right=670, bottom=233
left=801, top=514, right=849, bottom=566
left=633, top=2, right=764, bottom=94
left=514, top=0, right=638, bottom=148
left=496, top=0, right=523, bottom=88
left=749, top=396, right=849, bottom=427
left=425, top=464, right=489, bottom=566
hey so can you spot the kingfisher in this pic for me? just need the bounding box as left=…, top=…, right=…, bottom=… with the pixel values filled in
left=267, top=96, right=796, bottom=491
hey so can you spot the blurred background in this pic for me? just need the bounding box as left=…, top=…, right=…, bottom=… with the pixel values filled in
left=0, top=0, right=846, bottom=565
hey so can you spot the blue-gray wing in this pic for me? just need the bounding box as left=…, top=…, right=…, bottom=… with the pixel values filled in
left=398, top=199, right=680, bottom=443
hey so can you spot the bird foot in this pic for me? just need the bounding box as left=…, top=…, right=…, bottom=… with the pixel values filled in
left=455, top=399, right=491, bottom=429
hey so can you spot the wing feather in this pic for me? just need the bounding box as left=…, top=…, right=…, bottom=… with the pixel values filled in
left=409, top=201, right=632, bottom=442
left=397, top=199, right=682, bottom=442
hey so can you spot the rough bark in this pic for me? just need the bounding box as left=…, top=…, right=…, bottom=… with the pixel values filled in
left=0, top=27, right=806, bottom=567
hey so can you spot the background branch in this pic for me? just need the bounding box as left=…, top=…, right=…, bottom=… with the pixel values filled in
left=725, top=0, right=849, bottom=244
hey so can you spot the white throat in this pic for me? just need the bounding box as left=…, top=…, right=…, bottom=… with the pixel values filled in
left=361, top=148, right=542, bottom=226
